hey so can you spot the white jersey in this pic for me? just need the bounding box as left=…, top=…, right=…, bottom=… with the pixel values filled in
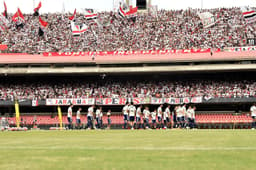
left=251, top=106, right=256, bottom=116
left=191, top=109, right=195, bottom=119
left=181, top=106, right=186, bottom=116
left=107, top=112, right=111, bottom=116
left=164, top=107, right=170, bottom=120
left=129, top=105, right=136, bottom=116
left=76, top=110, right=81, bottom=119
left=136, top=107, right=141, bottom=118
left=96, top=109, right=100, bottom=118
left=88, top=107, right=94, bottom=117
left=176, top=107, right=183, bottom=117
left=186, top=109, right=194, bottom=118
left=67, top=107, right=72, bottom=118
left=143, top=109, right=150, bottom=119
left=151, top=111, right=157, bottom=120
left=157, top=107, right=162, bottom=117
left=123, top=105, right=129, bottom=115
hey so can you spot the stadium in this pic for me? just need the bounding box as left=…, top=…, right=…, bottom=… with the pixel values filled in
left=0, top=0, right=256, bottom=169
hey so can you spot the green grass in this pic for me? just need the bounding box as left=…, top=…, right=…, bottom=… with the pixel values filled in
left=0, top=130, right=256, bottom=170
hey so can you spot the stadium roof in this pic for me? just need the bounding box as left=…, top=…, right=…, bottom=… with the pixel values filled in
left=0, top=0, right=255, bottom=14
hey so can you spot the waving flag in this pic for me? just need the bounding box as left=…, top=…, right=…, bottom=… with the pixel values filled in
left=2, top=1, right=7, bottom=18
left=34, top=1, right=42, bottom=16
left=12, top=8, right=24, bottom=22
left=126, top=6, right=138, bottom=16
left=84, top=9, right=97, bottom=20
left=69, top=9, right=76, bottom=20
left=12, top=8, right=25, bottom=29
left=198, top=12, right=215, bottom=28
left=80, top=24, right=88, bottom=33
left=118, top=6, right=126, bottom=18
left=39, top=16, right=48, bottom=27
left=241, top=7, right=256, bottom=23
left=17, top=8, right=24, bottom=20
left=71, top=22, right=80, bottom=36
left=38, top=16, right=48, bottom=36
left=118, top=4, right=137, bottom=18
left=34, top=1, right=42, bottom=12
left=12, top=12, right=19, bottom=22
left=118, top=2, right=129, bottom=18
left=71, top=21, right=88, bottom=36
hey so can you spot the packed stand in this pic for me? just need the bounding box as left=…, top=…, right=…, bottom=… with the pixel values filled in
left=0, top=80, right=255, bottom=100
left=0, top=7, right=255, bottom=54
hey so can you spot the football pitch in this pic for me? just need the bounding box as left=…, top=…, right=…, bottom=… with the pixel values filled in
left=0, top=130, right=256, bottom=170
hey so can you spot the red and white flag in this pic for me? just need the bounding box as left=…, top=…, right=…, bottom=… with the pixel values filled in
left=80, top=24, right=88, bottom=33
left=71, top=21, right=88, bottom=36
left=118, top=4, right=137, bottom=18
left=71, top=21, right=80, bottom=36
left=34, top=1, right=42, bottom=12
left=241, top=7, right=256, bottom=23
left=39, top=16, right=48, bottom=27
left=69, top=9, right=76, bottom=20
left=84, top=9, right=97, bottom=20
left=12, top=8, right=24, bottom=22
left=126, top=6, right=138, bottom=16
left=2, top=1, right=7, bottom=18
left=118, top=6, right=126, bottom=18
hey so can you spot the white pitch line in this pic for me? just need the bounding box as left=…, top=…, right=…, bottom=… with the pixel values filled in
left=0, top=146, right=256, bottom=151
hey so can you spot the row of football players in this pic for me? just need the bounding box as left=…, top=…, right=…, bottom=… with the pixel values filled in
left=66, top=103, right=196, bottom=130
left=67, top=105, right=111, bottom=130
left=122, top=103, right=196, bottom=130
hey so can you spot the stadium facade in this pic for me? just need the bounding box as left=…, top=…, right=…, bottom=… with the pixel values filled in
left=0, top=49, right=256, bottom=129
left=0, top=1, right=256, bottom=130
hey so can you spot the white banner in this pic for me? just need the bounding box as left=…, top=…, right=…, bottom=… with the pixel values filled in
left=46, top=98, right=95, bottom=106
left=46, top=97, right=203, bottom=106
left=225, top=46, right=256, bottom=52
left=151, top=97, right=203, bottom=105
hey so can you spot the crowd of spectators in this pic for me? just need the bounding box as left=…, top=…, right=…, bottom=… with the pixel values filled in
left=0, top=7, right=255, bottom=53
left=0, top=79, right=255, bottom=100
